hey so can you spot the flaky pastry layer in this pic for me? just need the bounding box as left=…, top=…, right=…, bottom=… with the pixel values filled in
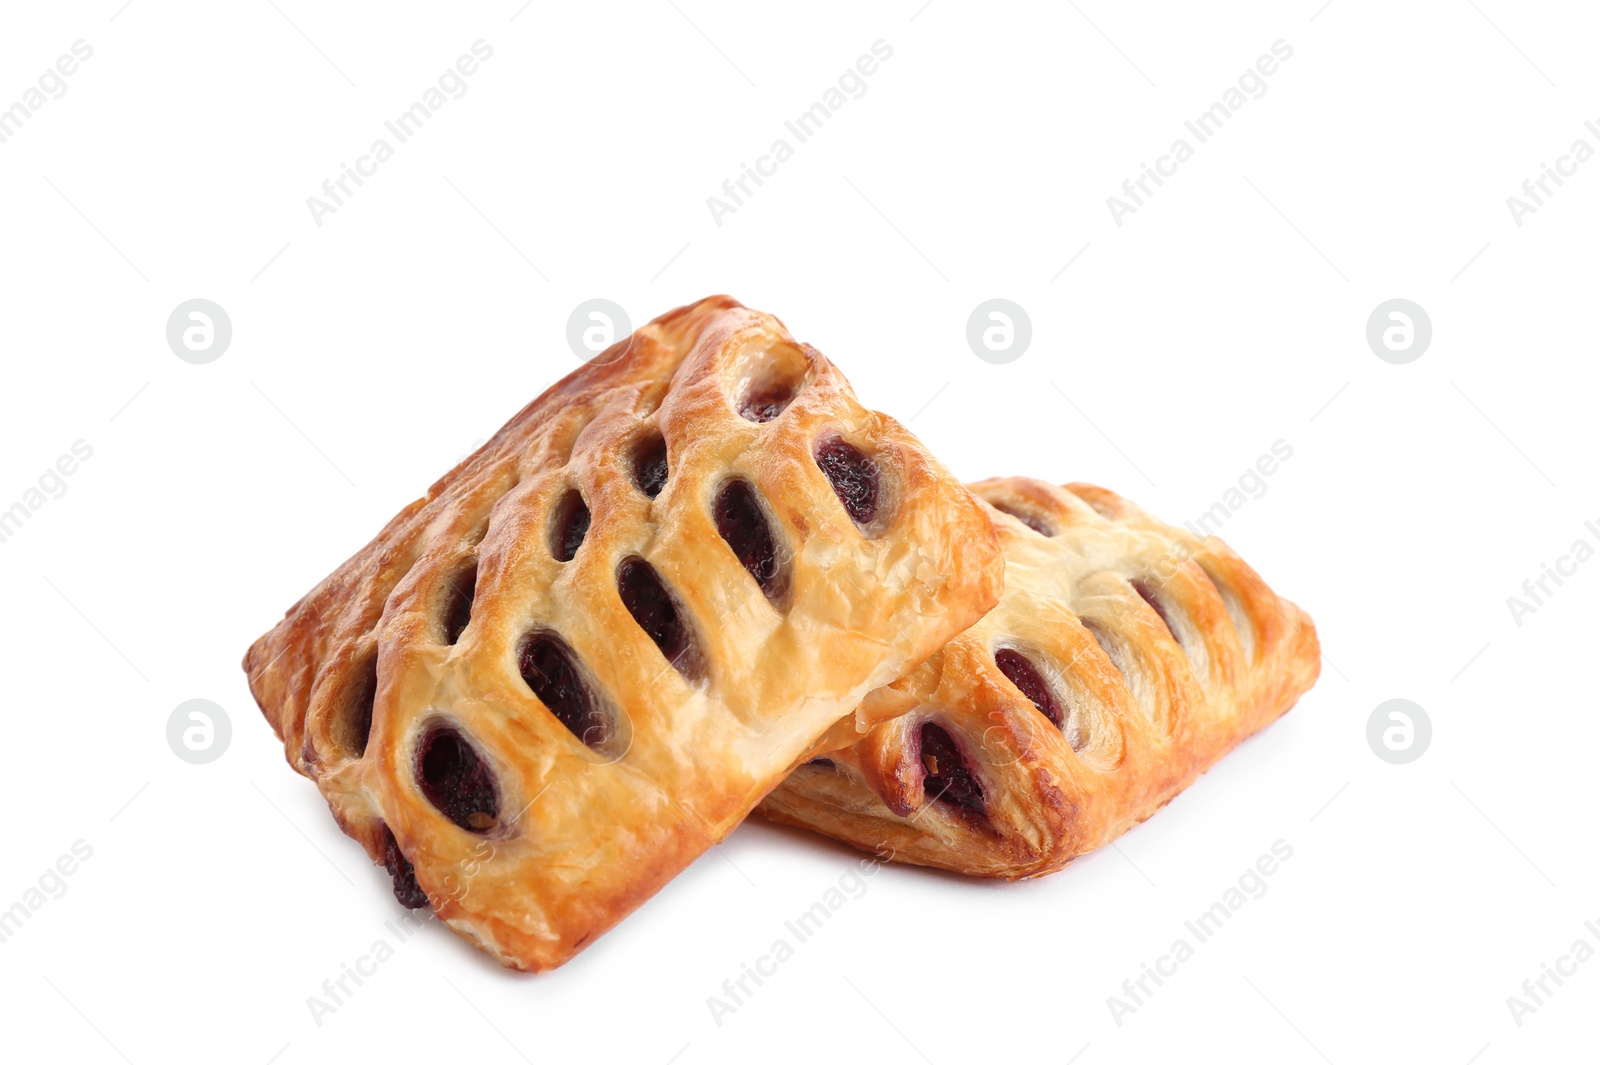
left=760, top=478, right=1319, bottom=878
left=244, top=296, right=1002, bottom=968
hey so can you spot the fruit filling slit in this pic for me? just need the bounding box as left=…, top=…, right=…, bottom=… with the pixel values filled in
left=994, top=649, right=1063, bottom=727
left=443, top=566, right=476, bottom=645
left=550, top=490, right=591, bottom=562
left=918, top=723, right=985, bottom=819
left=617, top=558, right=703, bottom=679
left=632, top=434, right=669, bottom=498
left=713, top=479, right=787, bottom=600
left=416, top=723, right=500, bottom=832
left=815, top=438, right=879, bottom=525
left=519, top=633, right=610, bottom=749
left=1132, top=579, right=1183, bottom=647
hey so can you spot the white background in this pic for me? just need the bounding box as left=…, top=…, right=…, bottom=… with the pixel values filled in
left=1, top=1, right=1595, bottom=1062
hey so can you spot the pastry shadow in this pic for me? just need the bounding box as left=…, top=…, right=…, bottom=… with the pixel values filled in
left=737, top=802, right=1172, bottom=892
left=732, top=815, right=1036, bottom=892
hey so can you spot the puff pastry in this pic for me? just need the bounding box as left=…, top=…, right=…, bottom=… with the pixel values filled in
left=243, top=296, right=1003, bottom=969
left=760, top=478, right=1319, bottom=878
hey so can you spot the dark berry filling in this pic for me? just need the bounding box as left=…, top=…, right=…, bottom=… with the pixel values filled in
left=713, top=480, right=786, bottom=600
left=1132, top=580, right=1182, bottom=647
left=918, top=723, right=984, bottom=819
left=617, top=558, right=703, bottom=678
left=519, top=632, right=610, bottom=748
left=550, top=490, right=591, bottom=562
left=995, top=649, right=1063, bottom=727
left=815, top=438, right=878, bottom=525
left=381, top=825, right=429, bottom=910
left=415, top=723, right=500, bottom=833
left=632, top=433, right=669, bottom=498
left=443, top=566, right=476, bottom=645
left=738, top=383, right=798, bottom=423
left=346, top=657, right=377, bottom=757
left=991, top=502, right=1054, bottom=537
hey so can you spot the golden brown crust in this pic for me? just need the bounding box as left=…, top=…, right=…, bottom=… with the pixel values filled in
left=243, top=296, right=1003, bottom=969
left=759, top=478, right=1319, bottom=879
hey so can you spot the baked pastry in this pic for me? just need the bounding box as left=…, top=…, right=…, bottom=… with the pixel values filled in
left=759, top=478, right=1318, bottom=878
left=243, top=295, right=1003, bottom=969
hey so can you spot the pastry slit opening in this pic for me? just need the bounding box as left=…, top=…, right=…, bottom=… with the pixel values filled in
left=340, top=655, right=378, bottom=758
left=519, top=632, right=612, bottom=750
left=631, top=431, right=669, bottom=498
left=918, top=722, right=986, bottom=820
left=713, top=479, right=790, bottom=603
left=1131, top=579, right=1183, bottom=649
left=733, top=342, right=808, bottom=422
left=550, top=489, right=591, bottom=562
left=1081, top=618, right=1166, bottom=731
left=815, top=437, right=879, bottom=527
left=415, top=723, right=500, bottom=833
left=994, top=648, right=1063, bottom=728
left=442, top=564, right=476, bottom=645
left=617, top=558, right=705, bottom=680
left=990, top=502, right=1055, bottom=537
left=737, top=378, right=802, bottom=422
